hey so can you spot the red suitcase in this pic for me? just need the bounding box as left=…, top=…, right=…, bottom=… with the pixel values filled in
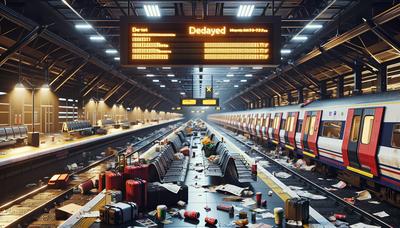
left=125, top=179, right=147, bottom=211
left=105, top=171, right=123, bottom=191
left=124, top=165, right=149, bottom=181
left=98, top=172, right=106, bottom=192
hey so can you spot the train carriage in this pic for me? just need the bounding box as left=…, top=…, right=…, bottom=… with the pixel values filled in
left=208, top=92, right=400, bottom=192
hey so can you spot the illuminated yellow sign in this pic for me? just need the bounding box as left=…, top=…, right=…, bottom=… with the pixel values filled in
left=176, top=107, right=182, bottom=110
left=181, top=99, right=197, bottom=105
left=189, top=26, right=226, bottom=36
left=202, top=99, right=217, bottom=105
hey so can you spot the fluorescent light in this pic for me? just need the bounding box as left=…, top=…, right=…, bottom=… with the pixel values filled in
left=240, top=79, right=247, bottom=82
left=171, top=79, right=178, bottom=82
left=237, top=5, right=254, bottom=17
left=162, top=67, right=171, bottom=69
left=114, top=57, right=120, bottom=61
left=160, top=84, right=165, bottom=88
left=180, top=92, right=185, bottom=95
left=245, top=74, right=252, bottom=77
left=281, top=49, right=292, bottom=54
left=214, top=92, right=219, bottom=95
left=234, top=85, right=239, bottom=88
left=152, top=79, right=160, bottom=82
left=41, top=83, right=50, bottom=91
left=167, top=74, right=175, bottom=77
left=226, top=74, right=234, bottom=77
left=292, top=35, right=308, bottom=41
left=305, top=24, right=323, bottom=29
left=105, top=49, right=118, bottom=54
left=89, top=35, right=105, bottom=41
left=230, top=67, right=239, bottom=70
left=146, top=74, right=155, bottom=77
left=0, top=92, right=6, bottom=95
left=144, top=5, right=161, bottom=17
left=75, top=23, right=92, bottom=30
left=252, top=66, right=263, bottom=69
left=223, top=79, right=230, bottom=82
left=137, top=66, right=146, bottom=70
left=15, top=82, right=25, bottom=90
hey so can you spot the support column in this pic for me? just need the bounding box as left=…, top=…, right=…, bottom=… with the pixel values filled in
left=297, top=87, right=304, bottom=104
left=287, top=91, right=292, bottom=105
left=319, top=80, right=327, bottom=100
left=377, top=64, right=387, bottom=93
left=337, top=75, right=344, bottom=98
left=353, top=60, right=362, bottom=95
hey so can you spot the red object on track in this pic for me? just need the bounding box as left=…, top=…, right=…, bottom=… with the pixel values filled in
left=105, top=171, right=123, bottom=191
left=78, top=179, right=94, bottom=194
left=184, top=210, right=200, bottom=220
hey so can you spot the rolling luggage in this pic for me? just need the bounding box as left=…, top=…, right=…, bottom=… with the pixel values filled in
left=98, top=172, right=106, bottom=192
left=125, top=179, right=147, bottom=211
left=100, top=202, right=137, bottom=225
left=147, top=183, right=188, bottom=210
left=124, top=164, right=149, bottom=181
left=285, top=197, right=309, bottom=224
left=105, top=171, right=123, bottom=191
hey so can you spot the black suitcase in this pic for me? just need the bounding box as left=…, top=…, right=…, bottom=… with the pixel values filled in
left=147, top=183, right=188, bottom=210
left=99, top=202, right=137, bottom=225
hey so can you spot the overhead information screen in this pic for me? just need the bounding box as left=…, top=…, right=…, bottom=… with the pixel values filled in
left=120, top=17, right=281, bottom=66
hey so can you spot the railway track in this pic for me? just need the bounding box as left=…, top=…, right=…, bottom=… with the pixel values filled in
left=210, top=122, right=394, bottom=228
left=0, top=123, right=180, bottom=228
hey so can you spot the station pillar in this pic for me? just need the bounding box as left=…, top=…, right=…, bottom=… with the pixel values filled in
left=337, top=75, right=344, bottom=98
left=377, top=64, right=387, bottom=93
left=353, top=60, right=362, bottom=95
left=287, top=92, right=292, bottom=104
left=297, top=88, right=304, bottom=104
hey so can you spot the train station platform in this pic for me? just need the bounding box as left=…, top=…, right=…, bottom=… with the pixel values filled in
left=0, top=118, right=182, bottom=168
left=61, top=120, right=333, bottom=227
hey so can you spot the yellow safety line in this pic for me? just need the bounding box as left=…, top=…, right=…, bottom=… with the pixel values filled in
left=347, top=166, right=374, bottom=178
left=303, top=151, right=316, bottom=158
left=271, top=140, right=278, bottom=144
left=285, top=144, right=294, bottom=150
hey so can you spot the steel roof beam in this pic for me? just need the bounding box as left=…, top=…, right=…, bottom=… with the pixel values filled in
left=104, top=82, right=125, bottom=102
left=364, top=18, right=400, bottom=55
left=54, top=60, right=88, bottom=92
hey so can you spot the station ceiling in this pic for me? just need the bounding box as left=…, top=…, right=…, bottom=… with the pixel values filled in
left=0, top=0, right=399, bottom=111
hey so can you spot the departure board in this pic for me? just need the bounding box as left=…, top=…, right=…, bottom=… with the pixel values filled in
left=120, top=17, right=281, bottom=66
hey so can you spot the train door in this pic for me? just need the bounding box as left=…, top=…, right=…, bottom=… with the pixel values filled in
left=272, top=112, right=282, bottom=144
left=284, top=112, right=299, bottom=150
left=263, top=113, right=270, bottom=140
left=300, top=111, right=322, bottom=157
left=342, top=107, right=384, bottom=177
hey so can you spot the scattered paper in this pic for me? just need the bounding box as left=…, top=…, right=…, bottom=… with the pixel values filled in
left=233, top=205, right=243, bottom=211
left=261, top=212, right=274, bottom=219
left=289, top=186, right=303, bottom=190
left=273, top=171, right=292, bottom=179
left=356, top=190, right=371, bottom=201
left=350, top=222, right=381, bottom=228
left=368, top=200, right=381, bottom=205
left=324, top=187, right=338, bottom=191
left=81, top=211, right=100, bottom=218
left=258, top=160, right=270, bottom=168
left=373, top=211, right=389, bottom=218
left=153, top=182, right=181, bottom=194
left=332, top=181, right=347, bottom=189
left=317, top=177, right=325, bottom=181
left=242, top=198, right=256, bottom=207
left=223, top=196, right=243, bottom=201
left=302, top=164, right=316, bottom=171
left=295, top=190, right=327, bottom=200
left=252, top=208, right=267, bottom=213
left=215, top=184, right=245, bottom=196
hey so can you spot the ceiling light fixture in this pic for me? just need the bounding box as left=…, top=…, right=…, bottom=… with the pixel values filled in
left=75, top=23, right=92, bottom=30
left=223, top=79, right=230, bottom=82
left=171, top=79, right=178, bottom=82
left=114, top=57, right=120, bottom=61
left=240, top=79, right=247, bottom=82
left=89, top=35, right=105, bottom=41
left=252, top=66, right=263, bottom=69
left=237, top=5, right=255, bottom=17
left=167, top=74, right=175, bottom=77
left=162, top=67, right=171, bottom=69
left=230, top=67, right=239, bottom=70
left=226, top=74, right=234, bottom=77
left=152, top=79, right=160, bottom=82
left=234, top=85, right=239, bottom=88
left=281, top=49, right=292, bottom=54
left=160, top=84, right=166, bottom=88
left=144, top=5, right=161, bottom=17
left=146, top=74, right=155, bottom=77
left=305, top=24, right=323, bottom=29
left=292, top=35, right=308, bottom=41
left=137, top=66, right=146, bottom=70
left=245, top=74, right=253, bottom=77
left=180, top=92, right=185, bottom=95
left=105, top=49, right=118, bottom=54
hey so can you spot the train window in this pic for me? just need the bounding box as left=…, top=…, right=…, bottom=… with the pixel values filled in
left=391, top=124, right=400, bottom=148
left=350, top=116, right=361, bottom=142
left=321, top=121, right=342, bottom=139
left=309, top=116, right=317, bottom=136
left=361, top=116, right=374, bottom=144
left=297, top=120, right=302, bottom=133
left=281, top=119, right=286, bottom=130
left=273, top=116, right=280, bottom=129
left=304, top=116, right=311, bottom=135
left=289, top=116, right=295, bottom=132
left=284, top=117, right=290, bottom=131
